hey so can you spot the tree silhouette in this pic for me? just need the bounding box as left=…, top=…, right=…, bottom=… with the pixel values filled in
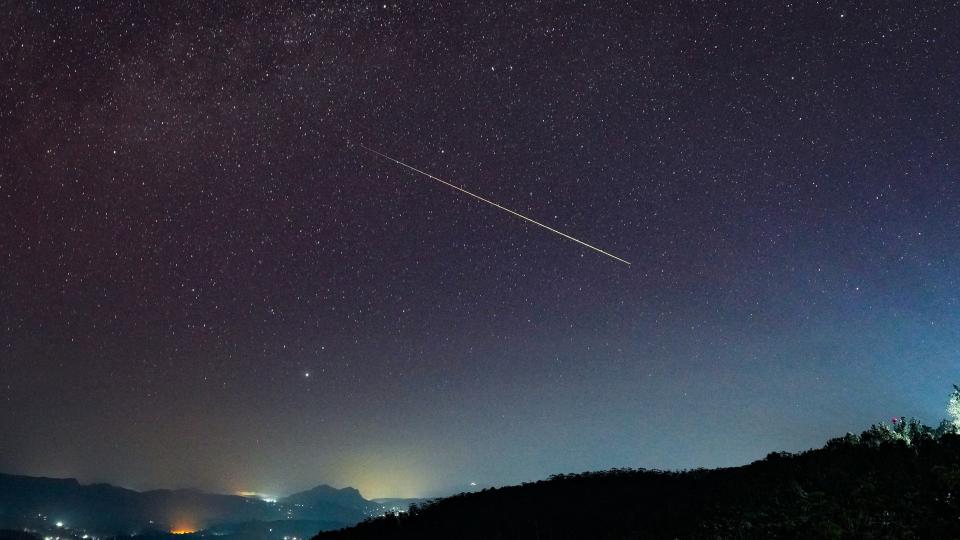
left=311, top=385, right=960, bottom=539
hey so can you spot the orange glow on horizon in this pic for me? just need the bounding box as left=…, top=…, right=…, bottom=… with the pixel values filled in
left=170, top=519, right=197, bottom=535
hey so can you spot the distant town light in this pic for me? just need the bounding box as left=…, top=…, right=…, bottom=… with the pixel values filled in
left=55, top=522, right=64, bottom=528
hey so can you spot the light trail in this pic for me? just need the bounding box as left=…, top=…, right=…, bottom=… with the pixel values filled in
left=358, top=144, right=631, bottom=265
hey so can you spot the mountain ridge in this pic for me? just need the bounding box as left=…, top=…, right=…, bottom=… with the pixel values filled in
left=0, top=473, right=376, bottom=536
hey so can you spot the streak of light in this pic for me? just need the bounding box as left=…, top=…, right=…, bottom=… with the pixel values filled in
left=358, top=144, right=631, bottom=265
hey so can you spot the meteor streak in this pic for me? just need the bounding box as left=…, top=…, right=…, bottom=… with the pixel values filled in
left=358, top=144, right=631, bottom=265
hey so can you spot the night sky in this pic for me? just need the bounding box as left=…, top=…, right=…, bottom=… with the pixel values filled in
left=2, top=2, right=959, bottom=500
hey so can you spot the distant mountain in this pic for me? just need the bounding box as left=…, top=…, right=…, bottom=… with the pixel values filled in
left=0, top=474, right=374, bottom=537
left=315, top=426, right=960, bottom=539
left=281, top=486, right=380, bottom=524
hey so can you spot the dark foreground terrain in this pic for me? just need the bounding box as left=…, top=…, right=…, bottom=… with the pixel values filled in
left=315, top=421, right=960, bottom=539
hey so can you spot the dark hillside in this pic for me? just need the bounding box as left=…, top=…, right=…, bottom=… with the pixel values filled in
left=315, top=425, right=960, bottom=539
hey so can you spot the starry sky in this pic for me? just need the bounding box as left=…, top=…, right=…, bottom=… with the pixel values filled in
left=1, top=2, right=959, bottom=500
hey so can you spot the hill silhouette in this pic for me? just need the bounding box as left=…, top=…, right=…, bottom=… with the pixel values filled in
left=281, top=485, right=382, bottom=523
left=314, top=420, right=960, bottom=539
left=0, top=475, right=376, bottom=536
